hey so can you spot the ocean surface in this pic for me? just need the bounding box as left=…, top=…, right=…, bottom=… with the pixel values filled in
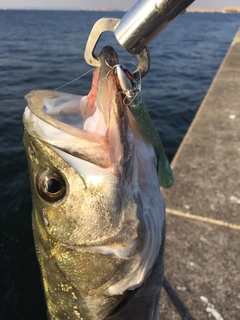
left=0, top=9, right=239, bottom=319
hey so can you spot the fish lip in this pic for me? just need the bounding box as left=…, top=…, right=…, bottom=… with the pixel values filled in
left=60, top=240, right=138, bottom=259
left=23, top=100, right=111, bottom=168
left=24, top=90, right=84, bottom=136
left=98, top=45, right=119, bottom=70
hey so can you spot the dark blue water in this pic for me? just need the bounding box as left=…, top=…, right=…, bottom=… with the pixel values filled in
left=0, top=9, right=239, bottom=319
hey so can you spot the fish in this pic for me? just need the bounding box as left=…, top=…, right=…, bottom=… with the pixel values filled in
left=23, top=46, right=170, bottom=320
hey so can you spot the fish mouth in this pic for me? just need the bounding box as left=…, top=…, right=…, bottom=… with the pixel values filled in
left=23, top=90, right=111, bottom=169
left=23, top=46, right=124, bottom=171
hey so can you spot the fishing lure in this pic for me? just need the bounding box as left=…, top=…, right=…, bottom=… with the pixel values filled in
left=107, top=63, right=141, bottom=104
left=113, top=64, right=174, bottom=188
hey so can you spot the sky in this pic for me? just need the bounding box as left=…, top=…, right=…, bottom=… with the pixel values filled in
left=0, top=0, right=240, bottom=10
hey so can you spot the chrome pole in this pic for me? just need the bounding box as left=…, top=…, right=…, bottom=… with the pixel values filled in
left=114, top=0, right=195, bottom=54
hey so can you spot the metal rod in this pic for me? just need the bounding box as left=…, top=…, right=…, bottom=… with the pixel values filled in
left=114, top=0, right=195, bottom=55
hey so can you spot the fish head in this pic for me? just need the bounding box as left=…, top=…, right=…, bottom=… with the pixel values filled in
left=23, top=46, right=165, bottom=318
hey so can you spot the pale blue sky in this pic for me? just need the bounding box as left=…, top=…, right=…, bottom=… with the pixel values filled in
left=0, top=0, right=239, bottom=10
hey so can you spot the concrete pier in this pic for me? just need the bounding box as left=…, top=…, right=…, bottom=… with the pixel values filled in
left=159, top=28, right=240, bottom=319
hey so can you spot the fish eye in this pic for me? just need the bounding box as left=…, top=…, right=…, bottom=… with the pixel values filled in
left=36, top=169, right=66, bottom=202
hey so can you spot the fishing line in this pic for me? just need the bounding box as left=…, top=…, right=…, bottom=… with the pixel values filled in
left=0, top=98, right=24, bottom=102
left=121, top=60, right=138, bottom=69
left=54, top=68, right=93, bottom=91
left=0, top=64, right=137, bottom=102
left=0, top=69, right=94, bottom=102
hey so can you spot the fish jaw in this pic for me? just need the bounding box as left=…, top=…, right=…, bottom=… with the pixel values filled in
left=23, top=46, right=166, bottom=319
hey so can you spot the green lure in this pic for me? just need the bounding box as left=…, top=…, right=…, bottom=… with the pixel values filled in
left=128, top=96, right=174, bottom=188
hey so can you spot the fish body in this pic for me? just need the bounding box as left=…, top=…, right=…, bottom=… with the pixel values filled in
left=23, top=46, right=167, bottom=319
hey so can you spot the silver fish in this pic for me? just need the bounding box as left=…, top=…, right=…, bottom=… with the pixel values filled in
left=23, top=46, right=166, bottom=320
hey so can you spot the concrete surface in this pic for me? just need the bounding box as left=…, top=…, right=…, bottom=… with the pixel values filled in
left=159, top=28, right=240, bottom=319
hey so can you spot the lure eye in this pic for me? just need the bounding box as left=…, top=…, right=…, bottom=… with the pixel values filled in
left=36, top=169, right=66, bottom=202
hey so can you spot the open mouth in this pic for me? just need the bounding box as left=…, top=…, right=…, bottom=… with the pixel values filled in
left=23, top=90, right=111, bottom=168
left=23, top=47, right=126, bottom=172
